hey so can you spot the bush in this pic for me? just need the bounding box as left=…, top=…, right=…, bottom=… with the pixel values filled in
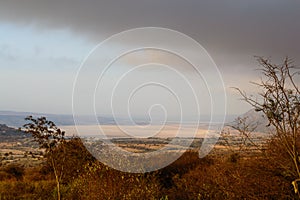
left=2, top=164, right=25, bottom=181
left=66, top=162, right=161, bottom=199
left=0, top=180, right=56, bottom=199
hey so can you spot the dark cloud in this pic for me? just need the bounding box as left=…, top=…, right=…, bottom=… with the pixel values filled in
left=1, top=1, right=299, bottom=69
left=0, top=0, right=299, bottom=101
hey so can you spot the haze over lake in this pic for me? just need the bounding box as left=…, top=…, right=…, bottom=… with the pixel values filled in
left=62, top=124, right=223, bottom=139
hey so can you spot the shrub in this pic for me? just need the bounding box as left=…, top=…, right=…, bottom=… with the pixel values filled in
left=3, top=164, right=25, bottom=181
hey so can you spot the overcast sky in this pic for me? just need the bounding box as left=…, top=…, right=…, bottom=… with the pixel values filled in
left=0, top=0, right=299, bottom=120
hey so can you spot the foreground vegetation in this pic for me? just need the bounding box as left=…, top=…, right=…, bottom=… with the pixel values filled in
left=0, top=148, right=296, bottom=200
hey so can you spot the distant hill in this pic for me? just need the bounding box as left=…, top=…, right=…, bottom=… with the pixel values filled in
left=0, top=111, right=117, bottom=127
left=0, top=124, right=23, bottom=135
left=0, top=110, right=238, bottom=128
left=0, top=111, right=73, bottom=127
left=228, top=109, right=272, bottom=133
left=0, top=124, right=28, bottom=140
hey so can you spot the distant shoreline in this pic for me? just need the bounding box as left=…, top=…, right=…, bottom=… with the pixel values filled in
left=61, top=124, right=224, bottom=138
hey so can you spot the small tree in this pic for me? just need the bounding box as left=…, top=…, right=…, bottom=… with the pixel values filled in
left=23, top=116, right=66, bottom=200
left=221, top=116, right=260, bottom=162
left=236, top=57, right=300, bottom=195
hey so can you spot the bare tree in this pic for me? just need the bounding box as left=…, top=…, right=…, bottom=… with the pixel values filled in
left=23, top=116, right=66, bottom=200
left=221, top=116, right=261, bottom=162
left=235, top=57, right=300, bottom=195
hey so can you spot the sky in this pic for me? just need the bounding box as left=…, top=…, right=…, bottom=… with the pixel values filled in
left=0, top=0, right=300, bottom=120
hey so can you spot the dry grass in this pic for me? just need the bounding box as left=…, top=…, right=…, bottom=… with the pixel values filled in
left=0, top=134, right=296, bottom=200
